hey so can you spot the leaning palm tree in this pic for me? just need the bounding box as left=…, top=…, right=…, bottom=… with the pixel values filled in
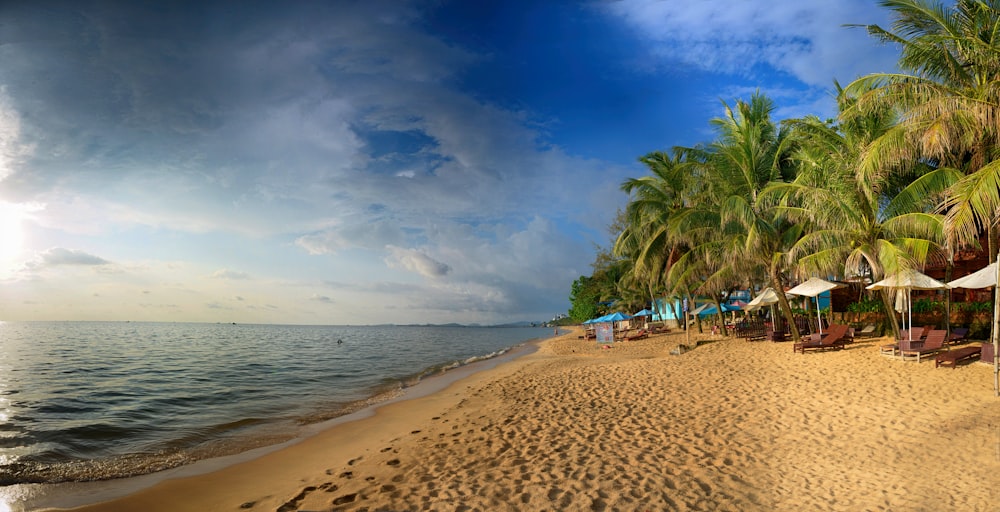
left=846, top=0, right=1000, bottom=255
left=770, top=83, right=960, bottom=337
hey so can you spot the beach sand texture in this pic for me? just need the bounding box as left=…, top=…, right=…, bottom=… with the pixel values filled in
left=66, top=328, right=1000, bottom=512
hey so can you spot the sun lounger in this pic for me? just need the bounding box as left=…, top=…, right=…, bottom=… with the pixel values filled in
left=853, top=324, right=878, bottom=339
left=949, top=327, right=970, bottom=344
left=793, top=324, right=849, bottom=353
left=624, top=329, right=648, bottom=341
left=880, top=327, right=931, bottom=356
left=934, top=345, right=982, bottom=368
left=900, top=330, right=947, bottom=362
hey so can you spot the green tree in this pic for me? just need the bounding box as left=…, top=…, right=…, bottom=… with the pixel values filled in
left=846, top=0, right=1000, bottom=256
left=568, top=275, right=602, bottom=323
left=770, top=83, right=960, bottom=337
left=669, top=92, right=805, bottom=340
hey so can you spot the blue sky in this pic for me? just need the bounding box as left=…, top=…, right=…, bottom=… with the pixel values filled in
left=0, top=0, right=899, bottom=324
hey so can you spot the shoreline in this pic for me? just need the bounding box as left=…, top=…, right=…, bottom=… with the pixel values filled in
left=12, top=337, right=542, bottom=512
left=23, top=327, right=1000, bottom=510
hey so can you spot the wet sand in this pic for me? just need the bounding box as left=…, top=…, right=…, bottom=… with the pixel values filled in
left=54, top=327, right=1000, bottom=511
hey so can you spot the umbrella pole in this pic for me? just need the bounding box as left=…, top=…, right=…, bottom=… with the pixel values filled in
left=815, top=296, right=823, bottom=335
left=994, top=252, right=999, bottom=397
left=908, top=289, right=913, bottom=341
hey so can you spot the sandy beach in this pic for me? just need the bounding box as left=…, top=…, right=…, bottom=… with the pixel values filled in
left=54, top=327, right=1000, bottom=511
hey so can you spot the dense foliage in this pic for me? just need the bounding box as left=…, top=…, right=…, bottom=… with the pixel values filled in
left=570, top=1, right=1000, bottom=342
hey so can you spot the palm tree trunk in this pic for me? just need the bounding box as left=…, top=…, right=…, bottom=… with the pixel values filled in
left=880, top=289, right=901, bottom=339
left=712, top=296, right=725, bottom=336
left=770, top=270, right=801, bottom=342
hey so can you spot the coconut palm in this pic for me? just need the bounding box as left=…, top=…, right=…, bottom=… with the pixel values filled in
left=616, top=149, right=693, bottom=322
left=769, top=83, right=961, bottom=336
left=846, top=0, right=1000, bottom=255
left=667, top=92, right=805, bottom=340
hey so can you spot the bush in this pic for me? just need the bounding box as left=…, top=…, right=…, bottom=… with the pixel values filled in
left=955, top=301, right=992, bottom=313
left=910, top=298, right=944, bottom=314
left=846, top=297, right=883, bottom=313
left=970, top=316, right=993, bottom=339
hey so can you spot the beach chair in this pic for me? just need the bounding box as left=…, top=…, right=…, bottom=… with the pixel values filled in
left=853, top=324, right=877, bottom=339
left=934, top=345, right=982, bottom=368
left=624, top=329, right=648, bottom=341
left=949, top=327, right=970, bottom=344
left=982, top=342, right=995, bottom=364
left=793, top=324, right=849, bottom=354
left=880, top=327, right=931, bottom=356
left=899, top=330, right=947, bottom=362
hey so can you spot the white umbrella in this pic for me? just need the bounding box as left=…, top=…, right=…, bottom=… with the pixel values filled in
left=948, top=262, right=997, bottom=289
left=867, top=268, right=950, bottom=341
left=787, top=277, right=846, bottom=335
left=744, top=287, right=792, bottom=310
left=947, top=259, right=1000, bottom=397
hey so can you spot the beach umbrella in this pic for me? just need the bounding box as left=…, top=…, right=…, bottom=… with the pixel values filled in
left=787, top=277, right=846, bottom=335
left=692, top=303, right=740, bottom=316
left=947, top=262, right=997, bottom=289
left=633, top=308, right=654, bottom=317
left=745, top=288, right=784, bottom=310
left=603, top=312, right=631, bottom=322
left=947, top=259, right=1000, bottom=397
left=867, top=268, right=950, bottom=341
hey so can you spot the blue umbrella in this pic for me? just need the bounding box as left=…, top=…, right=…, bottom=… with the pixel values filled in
left=633, top=309, right=654, bottom=317
left=603, top=312, right=632, bottom=322
left=694, top=303, right=740, bottom=316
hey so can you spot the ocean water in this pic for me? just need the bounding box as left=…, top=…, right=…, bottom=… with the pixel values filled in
left=0, top=321, right=548, bottom=486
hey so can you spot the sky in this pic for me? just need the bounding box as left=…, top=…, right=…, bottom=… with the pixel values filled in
left=0, top=0, right=901, bottom=325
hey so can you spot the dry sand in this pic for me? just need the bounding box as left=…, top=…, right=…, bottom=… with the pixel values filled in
left=58, top=327, right=1000, bottom=511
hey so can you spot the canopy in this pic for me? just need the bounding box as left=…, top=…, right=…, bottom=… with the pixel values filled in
left=948, top=262, right=997, bottom=289
left=745, top=287, right=790, bottom=310
left=693, top=303, right=740, bottom=316
left=787, top=277, right=845, bottom=297
left=866, top=268, right=949, bottom=291
left=787, top=277, right=846, bottom=334
left=632, top=309, right=654, bottom=317
left=603, top=312, right=631, bottom=322
left=867, top=269, right=949, bottom=341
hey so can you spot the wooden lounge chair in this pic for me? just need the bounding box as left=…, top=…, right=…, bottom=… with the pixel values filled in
left=853, top=324, right=878, bottom=339
left=935, top=345, right=982, bottom=368
left=624, top=329, right=648, bottom=341
left=900, top=330, right=947, bottom=362
left=793, top=324, right=849, bottom=353
left=949, top=327, right=970, bottom=344
left=880, top=327, right=931, bottom=356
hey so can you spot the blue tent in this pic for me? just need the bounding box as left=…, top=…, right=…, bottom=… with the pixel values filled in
left=694, top=303, right=741, bottom=316
left=603, top=312, right=632, bottom=322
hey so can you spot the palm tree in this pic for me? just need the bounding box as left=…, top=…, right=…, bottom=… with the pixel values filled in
left=769, top=83, right=960, bottom=337
left=846, top=0, right=1000, bottom=255
left=616, top=150, right=692, bottom=323
left=668, top=92, right=805, bottom=340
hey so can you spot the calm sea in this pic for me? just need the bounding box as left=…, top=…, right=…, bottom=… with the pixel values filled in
left=0, top=321, right=549, bottom=487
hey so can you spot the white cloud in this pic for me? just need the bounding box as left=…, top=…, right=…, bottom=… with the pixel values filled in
left=0, top=89, right=34, bottom=183
left=309, top=294, right=334, bottom=303
left=26, top=247, right=110, bottom=268
left=209, top=269, right=250, bottom=280
left=599, top=0, right=897, bottom=86
left=385, top=245, right=451, bottom=278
